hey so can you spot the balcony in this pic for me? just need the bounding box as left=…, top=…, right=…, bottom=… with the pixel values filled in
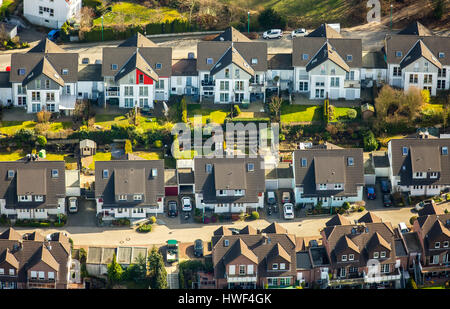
left=226, top=272, right=257, bottom=283
left=201, top=80, right=215, bottom=86
left=364, top=269, right=401, bottom=283
left=344, top=80, right=361, bottom=88
left=329, top=274, right=365, bottom=287
left=28, top=278, right=56, bottom=284
left=106, top=87, right=120, bottom=97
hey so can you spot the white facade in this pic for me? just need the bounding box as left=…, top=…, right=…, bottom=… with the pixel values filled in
left=95, top=198, right=164, bottom=218
left=170, top=75, right=199, bottom=96
left=0, top=86, right=12, bottom=106
left=24, top=0, right=82, bottom=29
left=194, top=193, right=264, bottom=213
left=294, top=186, right=363, bottom=207
left=77, top=81, right=104, bottom=100
left=0, top=198, right=65, bottom=219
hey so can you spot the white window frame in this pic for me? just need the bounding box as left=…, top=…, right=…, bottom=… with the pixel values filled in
left=272, top=263, right=278, bottom=270
left=348, top=254, right=354, bottom=261
left=133, top=195, right=143, bottom=201
left=380, top=251, right=386, bottom=258
left=435, top=242, right=440, bottom=249
left=118, top=195, right=127, bottom=201
left=373, top=252, right=379, bottom=259
left=280, top=263, right=286, bottom=270
left=342, top=255, right=347, bottom=262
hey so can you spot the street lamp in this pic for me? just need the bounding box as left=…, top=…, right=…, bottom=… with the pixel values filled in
left=390, top=4, right=393, bottom=31
left=247, top=12, right=250, bottom=33
left=101, top=15, right=104, bottom=41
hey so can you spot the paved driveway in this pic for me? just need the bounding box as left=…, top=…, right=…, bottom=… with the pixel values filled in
left=66, top=199, right=97, bottom=227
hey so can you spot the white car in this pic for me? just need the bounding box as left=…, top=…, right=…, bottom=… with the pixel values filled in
left=263, top=29, right=283, bottom=39
left=414, top=199, right=435, bottom=212
left=291, top=28, right=308, bottom=38
left=283, top=203, right=294, bottom=220
left=68, top=197, right=78, bottom=213
left=182, top=197, right=192, bottom=212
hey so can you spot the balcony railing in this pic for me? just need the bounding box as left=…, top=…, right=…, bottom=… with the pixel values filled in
left=344, top=80, right=361, bottom=88
left=201, top=80, right=215, bottom=86
left=28, top=278, right=56, bottom=284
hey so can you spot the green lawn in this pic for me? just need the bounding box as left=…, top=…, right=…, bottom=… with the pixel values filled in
left=0, top=150, right=26, bottom=161
left=187, top=104, right=229, bottom=125
left=95, top=114, right=172, bottom=131
left=0, top=121, right=72, bottom=136
left=331, top=107, right=360, bottom=122
left=0, top=0, right=16, bottom=15
left=92, top=2, right=186, bottom=27
left=133, top=151, right=162, bottom=160
left=280, top=104, right=323, bottom=123
left=88, top=151, right=112, bottom=170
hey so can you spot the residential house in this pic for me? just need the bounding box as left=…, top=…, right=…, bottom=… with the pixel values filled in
left=94, top=160, right=165, bottom=219
left=171, top=57, right=199, bottom=98
left=292, top=146, right=364, bottom=207
left=193, top=157, right=265, bottom=214
left=0, top=160, right=66, bottom=220
left=197, top=27, right=267, bottom=103
left=384, top=21, right=450, bottom=96
left=361, top=51, right=387, bottom=87
left=0, top=71, right=12, bottom=106
left=10, top=38, right=78, bottom=114
left=77, top=63, right=104, bottom=101
left=23, top=0, right=82, bottom=28
left=387, top=138, right=450, bottom=196
left=0, top=228, right=71, bottom=289
left=412, top=213, right=450, bottom=283
left=211, top=223, right=298, bottom=288
left=102, top=33, right=171, bottom=109
left=266, top=53, right=293, bottom=92
left=321, top=213, right=405, bottom=288
left=292, top=24, right=362, bottom=100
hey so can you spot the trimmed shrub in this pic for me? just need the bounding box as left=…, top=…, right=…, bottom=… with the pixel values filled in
left=149, top=216, right=157, bottom=224
left=347, top=109, right=357, bottom=120
left=154, top=140, right=163, bottom=148
left=137, top=224, right=152, bottom=233
left=358, top=206, right=365, bottom=212
left=36, top=135, right=47, bottom=147
left=410, top=216, right=418, bottom=225
left=251, top=211, right=260, bottom=220
left=125, top=139, right=133, bottom=154
left=342, top=202, right=351, bottom=210
left=233, top=105, right=241, bottom=117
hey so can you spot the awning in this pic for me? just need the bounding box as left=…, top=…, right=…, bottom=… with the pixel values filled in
left=59, top=95, right=77, bottom=110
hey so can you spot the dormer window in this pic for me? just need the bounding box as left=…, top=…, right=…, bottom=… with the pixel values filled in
left=103, top=169, right=109, bottom=179
left=396, top=51, right=402, bottom=57
left=402, top=147, right=408, bottom=156
left=206, top=58, right=213, bottom=65
left=7, top=170, right=14, bottom=178
left=430, top=172, right=438, bottom=178
left=341, top=255, right=347, bottom=262
left=334, top=184, right=343, bottom=189
left=111, top=64, right=118, bottom=70
left=247, top=163, right=254, bottom=172
left=319, top=184, right=327, bottom=190
left=155, top=63, right=162, bottom=69
left=272, top=263, right=278, bottom=270
left=51, top=169, right=59, bottom=178
left=301, top=158, right=307, bottom=167
left=346, top=55, right=353, bottom=61
left=442, top=147, right=448, bottom=155
left=206, top=164, right=212, bottom=173
left=234, top=190, right=244, bottom=196
left=347, top=157, right=354, bottom=166
left=280, top=263, right=286, bottom=270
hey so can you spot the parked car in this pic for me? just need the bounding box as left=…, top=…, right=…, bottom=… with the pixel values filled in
left=47, top=29, right=60, bottom=42
left=263, top=29, right=283, bottom=39
left=194, top=239, right=204, bottom=257
left=267, top=191, right=277, bottom=205
left=166, top=239, right=178, bottom=263
left=229, top=227, right=240, bottom=235
left=367, top=187, right=376, bottom=200
left=380, top=180, right=391, bottom=193
left=283, top=203, right=294, bottom=219
left=181, top=196, right=192, bottom=212
left=383, top=194, right=393, bottom=207
left=168, top=201, right=178, bottom=217
left=398, top=222, right=409, bottom=234
left=291, top=28, right=308, bottom=38
left=282, top=191, right=291, bottom=203
left=68, top=197, right=78, bottom=213
left=414, top=199, right=435, bottom=212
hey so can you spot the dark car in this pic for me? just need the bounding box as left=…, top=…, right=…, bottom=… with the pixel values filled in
left=168, top=201, right=178, bottom=217
left=383, top=194, right=393, bottom=207
left=367, top=187, right=376, bottom=200
left=380, top=180, right=391, bottom=193
left=194, top=239, right=204, bottom=257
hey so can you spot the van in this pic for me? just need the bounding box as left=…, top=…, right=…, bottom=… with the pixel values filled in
left=267, top=191, right=276, bottom=205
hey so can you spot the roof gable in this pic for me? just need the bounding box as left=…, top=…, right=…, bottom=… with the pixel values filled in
left=398, top=21, right=433, bottom=36
left=213, top=27, right=251, bottom=42
left=399, top=40, right=442, bottom=69
left=118, top=33, right=158, bottom=48
left=306, top=24, right=342, bottom=38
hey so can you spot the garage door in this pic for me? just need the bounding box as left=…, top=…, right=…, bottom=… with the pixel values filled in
left=165, top=186, right=178, bottom=196
left=266, top=179, right=278, bottom=190
left=345, top=89, right=355, bottom=100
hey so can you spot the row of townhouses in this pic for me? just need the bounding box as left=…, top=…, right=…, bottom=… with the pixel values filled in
left=1, top=136, right=449, bottom=220
left=0, top=22, right=448, bottom=112
left=209, top=206, right=450, bottom=289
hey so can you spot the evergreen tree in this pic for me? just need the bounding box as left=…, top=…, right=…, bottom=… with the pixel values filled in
left=107, top=253, right=124, bottom=286
left=148, top=247, right=168, bottom=289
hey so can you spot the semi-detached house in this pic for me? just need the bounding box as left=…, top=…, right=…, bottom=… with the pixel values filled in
left=292, top=24, right=362, bottom=100
left=102, top=33, right=172, bottom=109
left=24, top=0, right=81, bottom=29
left=10, top=39, right=78, bottom=114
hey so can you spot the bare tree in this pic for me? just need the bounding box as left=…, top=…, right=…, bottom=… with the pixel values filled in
left=268, top=96, right=283, bottom=122
left=79, top=7, right=95, bottom=32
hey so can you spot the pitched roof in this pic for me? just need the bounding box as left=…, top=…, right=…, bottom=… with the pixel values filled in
left=362, top=51, right=387, bottom=69
left=358, top=212, right=382, bottom=223
left=427, top=219, right=450, bottom=240
left=28, top=245, right=60, bottom=271
left=213, top=162, right=246, bottom=190
left=24, top=232, right=45, bottom=242
left=197, top=41, right=267, bottom=72
left=366, top=232, right=391, bottom=251
left=0, top=228, right=22, bottom=241
left=267, top=53, right=292, bottom=70
left=118, top=33, right=158, bottom=48
left=384, top=35, right=450, bottom=66
left=0, top=248, right=19, bottom=269
left=114, top=50, right=159, bottom=82
left=335, top=235, right=360, bottom=254
left=213, top=27, right=251, bottom=42
left=292, top=37, right=362, bottom=68
left=293, top=148, right=364, bottom=197
left=398, top=21, right=433, bottom=36
left=306, top=24, right=342, bottom=38
left=77, top=64, right=102, bottom=82
left=240, top=225, right=257, bottom=235
left=0, top=161, right=66, bottom=210
left=262, top=222, right=287, bottom=234
left=171, top=59, right=197, bottom=76
left=222, top=238, right=258, bottom=265
left=95, top=160, right=165, bottom=208
left=388, top=138, right=450, bottom=186
left=194, top=157, right=265, bottom=204
left=210, top=46, right=255, bottom=76
left=267, top=243, right=291, bottom=263
left=326, top=214, right=351, bottom=227
left=399, top=40, right=442, bottom=69
left=213, top=226, right=232, bottom=236
left=418, top=204, right=444, bottom=217
left=29, top=38, right=66, bottom=53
